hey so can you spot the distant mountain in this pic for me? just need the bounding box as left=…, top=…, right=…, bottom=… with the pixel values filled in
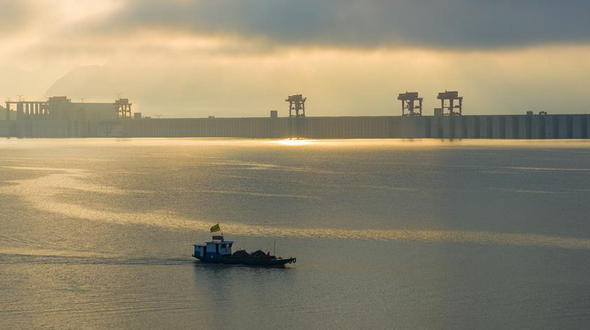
left=45, top=66, right=108, bottom=100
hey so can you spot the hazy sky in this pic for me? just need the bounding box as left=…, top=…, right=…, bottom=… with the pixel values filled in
left=1, top=0, right=590, bottom=117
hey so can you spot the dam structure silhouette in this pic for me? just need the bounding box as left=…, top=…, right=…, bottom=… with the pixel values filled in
left=1, top=94, right=588, bottom=139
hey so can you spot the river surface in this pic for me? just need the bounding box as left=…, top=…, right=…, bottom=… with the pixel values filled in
left=1, top=138, right=590, bottom=329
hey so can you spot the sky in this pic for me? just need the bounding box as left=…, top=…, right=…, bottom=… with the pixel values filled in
left=1, top=0, right=590, bottom=117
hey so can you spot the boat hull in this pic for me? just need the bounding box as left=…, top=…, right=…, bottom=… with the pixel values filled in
left=194, top=255, right=297, bottom=267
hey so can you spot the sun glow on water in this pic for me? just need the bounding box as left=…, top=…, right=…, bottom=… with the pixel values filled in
left=275, top=139, right=314, bottom=146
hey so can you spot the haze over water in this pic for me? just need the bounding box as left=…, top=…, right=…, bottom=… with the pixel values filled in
left=1, top=139, right=590, bottom=329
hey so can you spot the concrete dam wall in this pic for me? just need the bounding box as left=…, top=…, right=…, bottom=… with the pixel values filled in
left=1, top=114, right=589, bottom=139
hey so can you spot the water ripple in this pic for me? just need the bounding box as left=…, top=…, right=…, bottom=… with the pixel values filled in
left=3, top=165, right=590, bottom=252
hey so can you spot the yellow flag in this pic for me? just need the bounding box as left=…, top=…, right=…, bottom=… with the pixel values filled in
left=210, top=223, right=221, bottom=232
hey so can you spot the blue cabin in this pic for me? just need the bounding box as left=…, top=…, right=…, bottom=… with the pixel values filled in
left=193, top=234, right=234, bottom=262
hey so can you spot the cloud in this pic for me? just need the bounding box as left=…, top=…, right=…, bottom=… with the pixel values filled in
left=0, top=0, right=33, bottom=35
left=102, top=0, right=590, bottom=49
left=3, top=0, right=590, bottom=69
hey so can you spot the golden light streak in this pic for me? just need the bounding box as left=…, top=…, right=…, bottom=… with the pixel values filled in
left=4, top=164, right=590, bottom=252
left=275, top=139, right=315, bottom=146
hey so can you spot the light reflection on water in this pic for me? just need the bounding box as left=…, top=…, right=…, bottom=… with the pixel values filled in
left=3, top=164, right=590, bottom=251
left=274, top=139, right=316, bottom=146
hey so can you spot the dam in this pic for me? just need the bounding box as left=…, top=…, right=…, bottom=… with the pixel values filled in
left=0, top=93, right=588, bottom=139
left=1, top=114, right=589, bottom=139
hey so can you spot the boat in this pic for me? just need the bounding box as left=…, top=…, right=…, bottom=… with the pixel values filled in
left=192, top=233, right=296, bottom=267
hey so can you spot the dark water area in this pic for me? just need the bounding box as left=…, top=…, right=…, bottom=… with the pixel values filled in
left=1, top=138, right=590, bottom=329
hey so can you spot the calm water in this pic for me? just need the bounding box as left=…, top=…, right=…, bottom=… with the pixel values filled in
left=1, top=138, right=590, bottom=329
